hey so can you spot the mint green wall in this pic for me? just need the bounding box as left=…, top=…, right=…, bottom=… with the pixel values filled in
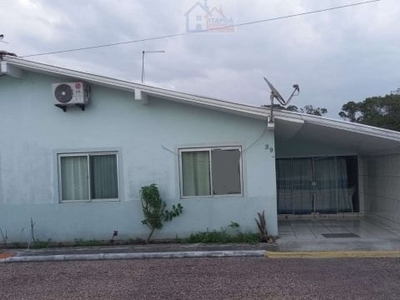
left=0, top=72, right=277, bottom=242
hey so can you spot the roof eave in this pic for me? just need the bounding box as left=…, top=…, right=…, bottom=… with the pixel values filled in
left=2, top=57, right=270, bottom=120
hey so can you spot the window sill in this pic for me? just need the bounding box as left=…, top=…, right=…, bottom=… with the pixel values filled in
left=180, top=194, right=243, bottom=200
left=60, top=199, right=120, bottom=203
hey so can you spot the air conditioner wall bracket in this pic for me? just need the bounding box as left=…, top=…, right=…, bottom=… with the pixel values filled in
left=75, top=104, right=85, bottom=111
left=54, top=104, right=86, bottom=112
left=55, top=104, right=67, bottom=112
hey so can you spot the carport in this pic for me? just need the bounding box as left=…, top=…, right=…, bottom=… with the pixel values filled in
left=272, top=111, right=400, bottom=232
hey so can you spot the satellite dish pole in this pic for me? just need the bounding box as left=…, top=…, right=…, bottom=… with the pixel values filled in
left=141, top=50, right=165, bottom=83
left=263, top=77, right=299, bottom=123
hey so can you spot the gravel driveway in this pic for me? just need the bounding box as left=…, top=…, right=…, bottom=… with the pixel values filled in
left=1, top=257, right=400, bottom=299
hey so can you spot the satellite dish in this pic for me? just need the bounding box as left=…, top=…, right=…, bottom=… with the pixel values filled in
left=263, top=77, right=300, bottom=123
left=264, top=77, right=299, bottom=106
left=264, top=78, right=285, bottom=103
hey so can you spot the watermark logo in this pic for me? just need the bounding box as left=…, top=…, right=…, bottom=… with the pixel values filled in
left=185, top=1, right=235, bottom=33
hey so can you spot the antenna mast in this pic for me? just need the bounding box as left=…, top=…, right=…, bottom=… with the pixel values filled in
left=141, top=50, right=165, bottom=83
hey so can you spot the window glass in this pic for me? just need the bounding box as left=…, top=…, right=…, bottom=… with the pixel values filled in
left=182, top=151, right=210, bottom=196
left=90, top=155, right=118, bottom=199
left=180, top=147, right=242, bottom=197
left=60, top=156, right=89, bottom=201
left=212, top=149, right=241, bottom=195
left=59, top=153, right=118, bottom=202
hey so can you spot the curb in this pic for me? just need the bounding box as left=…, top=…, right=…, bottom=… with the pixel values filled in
left=266, top=250, right=400, bottom=259
left=0, top=253, right=14, bottom=259
left=0, top=250, right=266, bottom=263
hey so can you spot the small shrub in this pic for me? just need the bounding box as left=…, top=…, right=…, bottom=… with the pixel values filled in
left=228, top=221, right=240, bottom=229
left=32, top=239, right=51, bottom=249
left=255, top=211, right=276, bottom=243
left=74, top=239, right=102, bottom=247
left=185, top=226, right=259, bottom=244
left=140, top=184, right=183, bottom=243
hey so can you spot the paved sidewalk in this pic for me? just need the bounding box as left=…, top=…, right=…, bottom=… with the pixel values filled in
left=277, top=217, right=400, bottom=252
left=0, top=243, right=276, bottom=263
left=2, top=217, right=400, bottom=262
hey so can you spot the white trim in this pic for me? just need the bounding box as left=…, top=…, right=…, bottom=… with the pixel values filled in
left=134, top=89, right=148, bottom=104
left=178, top=146, right=243, bottom=199
left=276, top=153, right=358, bottom=159
left=0, top=61, right=25, bottom=78
left=57, top=151, right=120, bottom=203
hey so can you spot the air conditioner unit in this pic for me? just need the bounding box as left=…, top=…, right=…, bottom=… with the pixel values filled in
left=52, top=82, right=90, bottom=106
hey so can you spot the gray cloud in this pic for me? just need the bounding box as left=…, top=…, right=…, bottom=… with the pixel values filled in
left=1, top=0, right=398, bottom=118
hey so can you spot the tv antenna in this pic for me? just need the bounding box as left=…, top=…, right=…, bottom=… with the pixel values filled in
left=141, top=50, right=165, bottom=83
left=263, top=77, right=299, bottom=123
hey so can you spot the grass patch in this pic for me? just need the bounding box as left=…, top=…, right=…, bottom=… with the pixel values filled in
left=74, top=239, right=103, bottom=247
left=32, top=239, right=52, bottom=249
left=185, top=228, right=260, bottom=244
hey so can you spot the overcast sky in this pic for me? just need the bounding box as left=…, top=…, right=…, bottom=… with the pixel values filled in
left=1, top=0, right=399, bottom=118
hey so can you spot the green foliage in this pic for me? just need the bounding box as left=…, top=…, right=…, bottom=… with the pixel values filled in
left=263, top=104, right=328, bottom=116
left=74, top=239, right=102, bottom=247
left=140, top=184, right=183, bottom=243
left=185, top=224, right=259, bottom=244
left=339, top=94, right=400, bottom=131
left=228, top=221, right=240, bottom=229
left=287, top=105, right=328, bottom=116
left=32, top=239, right=51, bottom=249
left=12, top=243, right=21, bottom=248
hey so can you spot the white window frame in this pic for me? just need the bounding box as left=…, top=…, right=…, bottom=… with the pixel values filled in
left=57, top=151, right=120, bottom=203
left=179, top=146, right=243, bottom=199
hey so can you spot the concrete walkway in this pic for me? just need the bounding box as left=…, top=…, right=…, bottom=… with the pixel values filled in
left=277, top=216, right=400, bottom=251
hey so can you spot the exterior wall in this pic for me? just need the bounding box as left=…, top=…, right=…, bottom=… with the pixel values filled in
left=276, top=139, right=355, bottom=159
left=362, top=154, right=400, bottom=229
left=0, top=72, right=277, bottom=242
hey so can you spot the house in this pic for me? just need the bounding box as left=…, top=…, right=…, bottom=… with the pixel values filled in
left=1, top=56, right=400, bottom=243
left=185, top=1, right=209, bottom=32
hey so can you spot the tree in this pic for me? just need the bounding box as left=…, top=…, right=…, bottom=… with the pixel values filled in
left=287, top=105, right=328, bottom=116
left=262, top=104, right=328, bottom=116
left=140, top=184, right=183, bottom=243
left=339, top=93, right=400, bottom=132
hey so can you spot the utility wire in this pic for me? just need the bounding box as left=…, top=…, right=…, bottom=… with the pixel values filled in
left=21, top=0, right=379, bottom=58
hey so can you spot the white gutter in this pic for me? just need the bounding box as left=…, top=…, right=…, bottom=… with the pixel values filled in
left=273, top=109, right=400, bottom=142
